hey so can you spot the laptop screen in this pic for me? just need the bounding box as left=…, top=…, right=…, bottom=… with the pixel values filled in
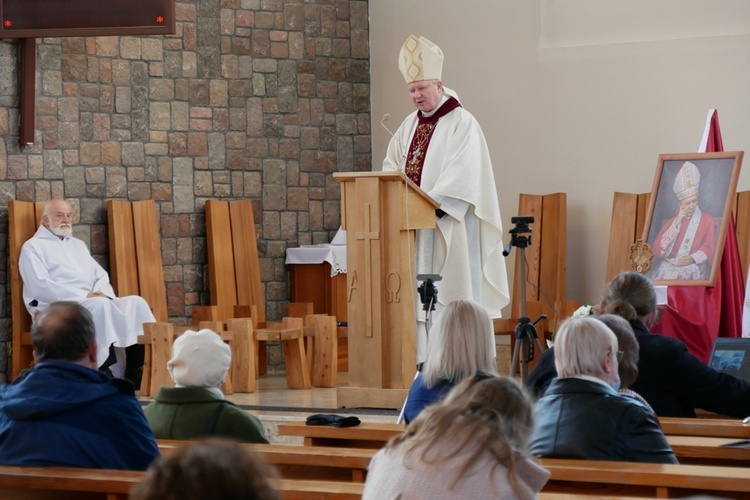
left=709, top=338, right=750, bottom=383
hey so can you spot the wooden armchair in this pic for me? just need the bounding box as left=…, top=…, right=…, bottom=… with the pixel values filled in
left=107, top=200, right=170, bottom=396
left=496, top=193, right=580, bottom=373
left=608, top=190, right=750, bottom=283
left=194, top=200, right=311, bottom=389
left=8, top=201, right=45, bottom=379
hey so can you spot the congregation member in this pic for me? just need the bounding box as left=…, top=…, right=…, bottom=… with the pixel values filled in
left=528, top=271, right=750, bottom=418
left=364, top=375, right=549, bottom=500
left=144, top=329, right=269, bottom=443
left=382, top=35, right=510, bottom=365
left=403, top=299, right=497, bottom=423
left=130, top=439, right=279, bottom=500
left=0, top=301, right=159, bottom=470
left=527, top=313, right=653, bottom=413
left=529, top=316, right=677, bottom=464
left=18, top=198, right=154, bottom=386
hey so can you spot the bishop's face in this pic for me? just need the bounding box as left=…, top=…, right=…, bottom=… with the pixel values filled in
left=44, top=200, right=73, bottom=238
left=408, top=80, right=443, bottom=113
left=679, top=194, right=699, bottom=219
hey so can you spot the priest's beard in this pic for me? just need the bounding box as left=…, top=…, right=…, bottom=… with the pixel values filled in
left=50, top=223, right=72, bottom=238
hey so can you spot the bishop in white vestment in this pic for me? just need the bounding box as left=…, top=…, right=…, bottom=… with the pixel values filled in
left=383, top=35, right=510, bottom=363
left=19, top=199, right=156, bottom=372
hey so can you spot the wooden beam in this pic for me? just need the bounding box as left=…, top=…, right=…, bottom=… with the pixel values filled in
left=19, top=38, right=35, bottom=145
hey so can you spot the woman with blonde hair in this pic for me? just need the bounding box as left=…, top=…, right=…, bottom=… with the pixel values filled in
left=403, top=299, right=498, bottom=423
left=364, top=375, right=549, bottom=499
left=529, top=316, right=676, bottom=463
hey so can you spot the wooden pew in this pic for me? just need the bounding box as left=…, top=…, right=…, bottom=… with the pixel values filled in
left=661, top=416, right=750, bottom=439
left=540, top=458, right=750, bottom=497
left=0, top=465, right=139, bottom=499
left=0, top=465, right=367, bottom=500
left=280, top=420, right=750, bottom=468
left=158, top=440, right=373, bottom=482
left=278, top=421, right=403, bottom=449
left=666, top=434, right=750, bottom=466
left=8, top=201, right=46, bottom=380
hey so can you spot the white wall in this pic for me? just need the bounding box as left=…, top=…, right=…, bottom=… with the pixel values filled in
left=370, top=0, right=750, bottom=311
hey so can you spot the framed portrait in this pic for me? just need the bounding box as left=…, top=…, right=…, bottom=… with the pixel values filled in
left=642, top=151, right=743, bottom=287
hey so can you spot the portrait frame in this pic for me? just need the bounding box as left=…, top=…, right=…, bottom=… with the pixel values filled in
left=642, top=151, right=743, bottom=287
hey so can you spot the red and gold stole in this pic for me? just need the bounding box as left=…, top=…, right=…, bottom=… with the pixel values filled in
left=404, top=96, right=461, bottom=186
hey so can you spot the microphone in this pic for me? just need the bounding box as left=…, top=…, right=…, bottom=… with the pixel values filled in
left=380, top=113, right=397, bottom=138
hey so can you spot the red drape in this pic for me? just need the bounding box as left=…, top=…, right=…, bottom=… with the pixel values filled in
left=650, top=110, right=744, bottom=362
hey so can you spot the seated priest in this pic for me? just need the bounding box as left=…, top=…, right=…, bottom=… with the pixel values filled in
left=18, top=199, right=154, bottom=387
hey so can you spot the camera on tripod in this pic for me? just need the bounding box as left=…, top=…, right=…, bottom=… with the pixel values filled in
left=417, top=274, right=441, bottom=311
left=503, top=216, right=534, bottom=255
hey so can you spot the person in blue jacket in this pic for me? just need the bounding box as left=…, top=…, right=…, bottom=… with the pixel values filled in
left=0, top=301, right=160, bottom=470
left=403, top=299, right=498, bottom=423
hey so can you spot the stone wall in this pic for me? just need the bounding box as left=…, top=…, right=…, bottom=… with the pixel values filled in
left=0, top=0, right=371, bottom=382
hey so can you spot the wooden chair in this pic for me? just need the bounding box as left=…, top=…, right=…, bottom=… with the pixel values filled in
left=107, top=200, right=169, bottom=396
left=607, top=190, right=750, bottom=282
left=194, top=200, right=310, bottom=389
left=496, top=193, right=580, bottom=373
left=8, top=201, right=45, bottom=380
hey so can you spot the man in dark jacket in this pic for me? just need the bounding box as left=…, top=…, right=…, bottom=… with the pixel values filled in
left=0, top=301, right=160, bottom=470
left=527, top=318, right=750, bottom=419
left=529, top=317, right=677, bottom=463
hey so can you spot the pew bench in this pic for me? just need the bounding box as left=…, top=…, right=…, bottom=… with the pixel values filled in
left=666, top=434, right=750, bottom=466
left=158, top=440, right=373, bottom=482
left=0, top=465, right=139, bottom=499
left=660, top=416, right=750, bottom=439
left=0, top=465, right=370, bottom=500
left=540, top=458, right=750, bottom=497
left=277, top=421, right=403, bottom=449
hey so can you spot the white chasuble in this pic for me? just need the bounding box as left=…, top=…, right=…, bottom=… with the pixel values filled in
left=383, top=92, right=510, bottom=362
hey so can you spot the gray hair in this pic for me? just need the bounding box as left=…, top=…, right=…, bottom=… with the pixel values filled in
left=554, top=316, right=617, bottom=378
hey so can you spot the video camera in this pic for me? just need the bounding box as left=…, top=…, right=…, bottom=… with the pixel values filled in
left=503, top=216, right=534, bottom=255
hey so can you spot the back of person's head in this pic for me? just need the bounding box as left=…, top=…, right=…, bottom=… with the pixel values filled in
left=554, top=317, right=618, bottom=379
left=422, top=299, right=497, bottom=387
left=130, top=439, right=279, bottom=500
left=390, top=375, right=536, bottom=498
left=168, top=329, right=231, bottom=388
left=602, top=271, right=657, bottom=322
left=32, top=301, right=95, bottom=363
left=596, top=313, right=639, bottom=388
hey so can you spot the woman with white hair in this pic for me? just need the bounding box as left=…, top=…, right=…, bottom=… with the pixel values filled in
left=529, top=316, right=676, bottom=463
left=143, top=329, right=268, bottom=443
left=403, top=299, right=498, bottom=423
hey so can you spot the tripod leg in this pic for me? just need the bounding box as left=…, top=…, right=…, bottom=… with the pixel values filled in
left=510, top=336, right=522, bottom=379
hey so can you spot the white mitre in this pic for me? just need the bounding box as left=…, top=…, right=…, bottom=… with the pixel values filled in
left=673, top=161, right=700, bottom=201
left=399, top=35, right=443, bottom=84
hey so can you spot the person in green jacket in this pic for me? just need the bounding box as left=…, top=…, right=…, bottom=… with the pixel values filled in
left=144, top=329, right=268, bottom=443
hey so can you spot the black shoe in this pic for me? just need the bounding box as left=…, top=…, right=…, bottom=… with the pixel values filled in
left=124, top=367, right=143, bottom=390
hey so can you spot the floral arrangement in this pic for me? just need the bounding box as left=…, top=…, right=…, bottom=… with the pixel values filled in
left=572, top=304, right=596, bottom=319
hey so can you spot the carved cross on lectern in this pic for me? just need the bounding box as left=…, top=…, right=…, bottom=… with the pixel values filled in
left=355, top=203, right=380, bottom=338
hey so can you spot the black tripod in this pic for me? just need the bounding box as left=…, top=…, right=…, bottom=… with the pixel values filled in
left=503, top=217, right=546, bottom=381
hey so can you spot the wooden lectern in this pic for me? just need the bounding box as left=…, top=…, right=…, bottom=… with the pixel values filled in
left=334, top=171, right=439, bottom=409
